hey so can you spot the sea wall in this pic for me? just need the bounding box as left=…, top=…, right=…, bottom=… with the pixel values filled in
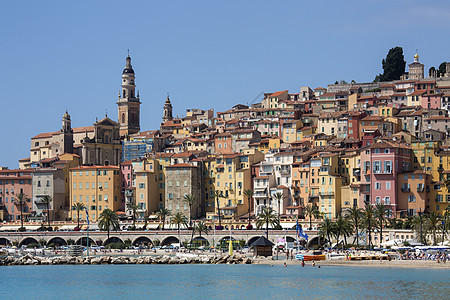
left=0, top=254, right=253, bottom=266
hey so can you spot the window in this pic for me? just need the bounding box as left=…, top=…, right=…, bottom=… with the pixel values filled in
left=384, top=161, right=392, bottom=173
left=375, top=182, right=381, bottom=190
left=373, top=161, right=381, bottom=173
left=139, top=183, right=145, bottom=189
left=86, top=183, right=89, bottom=189
left=384, top=196, right=390, bottom=205
left=408, top=195, right=415, bottom=202
left=375, top=196, right=381, bottom=204
left=104, top=182, right=108, bottom=189
left=386, top=182, right=391, bottom=190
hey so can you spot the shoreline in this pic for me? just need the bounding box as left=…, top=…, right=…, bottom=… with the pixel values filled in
left=253, top=257, right=450, bottom=269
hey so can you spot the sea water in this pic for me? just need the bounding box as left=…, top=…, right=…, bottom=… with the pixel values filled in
left=1, top=264, right=449, bottom=299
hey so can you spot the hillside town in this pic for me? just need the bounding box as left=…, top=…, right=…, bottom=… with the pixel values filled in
left=1, top=52, right=450, bottom=234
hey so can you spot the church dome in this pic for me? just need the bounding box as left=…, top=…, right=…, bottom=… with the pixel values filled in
left=63, top=110, right=70, bottom=119
left=414, top=53, right=419, bottom=59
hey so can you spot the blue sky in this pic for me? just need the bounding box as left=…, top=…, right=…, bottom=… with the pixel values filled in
left=1, top=0, right=450, bottom=167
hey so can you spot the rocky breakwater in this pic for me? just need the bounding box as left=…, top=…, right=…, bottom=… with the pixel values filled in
left=0, top=254, right=253, bottom=266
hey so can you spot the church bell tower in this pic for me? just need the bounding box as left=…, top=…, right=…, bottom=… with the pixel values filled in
left=117, top=53, right=141, bottom=136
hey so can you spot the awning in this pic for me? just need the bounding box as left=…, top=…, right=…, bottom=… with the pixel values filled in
left=82, top=224, right=99, bottom=230
left=0, top=226, right=21, bottom=231
left=146, top=224, right=160, bottom=229
left=25, top=225, right=42, bottom=230
left=148, top=215, right=159, bottom=220
left=59, top=225, right=77, bottom=230
left=280, top=222, right=296, bottom=229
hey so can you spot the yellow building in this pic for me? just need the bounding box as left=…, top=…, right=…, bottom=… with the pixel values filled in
left=251, top=135, right=283, bottom=154
left=318, top=154, right=343, bottom=218
left=70, top=165, right=121, bottom=221
left=134, top=160, right=159, bottom=219
left=411, top=141, right=449, bottom=214
left=281, top=119, right=302, bottom=143
left=210, top=149, right=264, bottom=220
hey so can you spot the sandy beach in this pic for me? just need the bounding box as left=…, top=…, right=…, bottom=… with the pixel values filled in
left=254, top=257, right=450, bottom=269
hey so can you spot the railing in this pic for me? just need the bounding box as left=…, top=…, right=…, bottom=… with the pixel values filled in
left=417, top=187, right=424, bottom=192
left=319, top=191, right=334, bottom=196
left=401, top=187, right=410, bottom=192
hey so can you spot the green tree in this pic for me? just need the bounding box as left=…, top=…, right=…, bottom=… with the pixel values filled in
left=442, top=206, right=450, bottom=244
left=126, top=202, right=139, bottom=229
left=243, top=189, right=254, bottom=227
left=347, top=206, right=363, bottom=246
left=429, top=66, right=436, bottom=77
left=334, top=215, right=352, bottom=246
left=194, top=220, right=209, bottom=238
left=256, top=207, right=279, bottom=239
left=156, top=208, right=171, bottom=230
left=172, top=212, right=188, bottom=247
left=213, top=190, right=226, bottom=228
left=72, top=202, right=85, bottom=229
left=183, top=194, right=196, bottom=227
left=425, top=212, right=442, bottom=245
left=318, top=217, right=334, bottom=247
left=374, top=203, right=389, bottom=246
left=305, top=204, right=320, bottom=230
left=98, top=209, right=119, bottom=240
left=273, top=192, right=283, bottom=227
left=14, top=193, right=28, bottom=230
left=362, top=203, right=375, bottom=250
left=439, top=62, right=447, bottom=77
left=40, top=195, right=53, bottom=230
left=375, top=46, right=406, bottom=82
left=412, top=212, right=427, bottom=245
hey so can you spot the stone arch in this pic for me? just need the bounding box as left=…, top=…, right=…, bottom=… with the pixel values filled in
left=192, top=236, right=209, bottom=247
left=160, top=236, right=179, bottom=246
left=306, top=236, right=324, bottom=248
left=247, top=236, right=262, bottom=246
left=75, top=237, right=97, bottom=247
left=103, top=237, right=124, bottom=246
left=19, top=237, right=39, bottom=247
left=47, top=237, right=67, bottom=247
left=286, top=236, right=295, bottom=243
left=0, top=237, right=12, bottom=246
left=133, top=236, right=152, bottom=247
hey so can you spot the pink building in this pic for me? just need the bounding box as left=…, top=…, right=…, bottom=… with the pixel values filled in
left=120, top=161, right=133, bottom=209
left=421, top=92, right=442, bottom=109
left=367, top=140, right=411, bottom=216
left=0, top=169, right=34, bottom=221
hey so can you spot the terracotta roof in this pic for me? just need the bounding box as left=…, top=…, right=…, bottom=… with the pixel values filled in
left=70, top=165, right=119, bottom=170
left=166, top=163, right=194, bottom=168
left=269, top=90, right=288, bottom=98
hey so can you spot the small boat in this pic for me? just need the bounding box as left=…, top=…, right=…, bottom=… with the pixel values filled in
left=303, top=255, right=326, bottom=261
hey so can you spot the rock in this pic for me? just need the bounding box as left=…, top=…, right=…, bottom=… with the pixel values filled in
left=168, top=257, right=179, bottom=264
left=90, top=257, right=101, bottom=265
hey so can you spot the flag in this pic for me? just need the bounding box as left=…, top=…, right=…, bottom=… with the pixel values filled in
left=296, top=220, right=309, bottom=241
left=85, top=207, right=90, bottom=226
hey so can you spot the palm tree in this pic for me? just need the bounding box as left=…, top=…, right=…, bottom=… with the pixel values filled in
left=172, top=212, right=188, bottom=247
left=443, top=206, right=450, bottom=244
left=347, top=206, right=363, bottom=246
left=72, top=202, right=85, bottom=229
left=318, top=217, right=334, bottom=247
left=305, top=204, right=320, bottom=230
left=98, top=209, right=119, bottom=240
left=362, top=203, right=375, bottom=250
left=412, top=212, right=427, bottom=245
left=14, top=193, right=28, bottom=230
left=183, top=194, right=196, bottom=227
left=334, top=215, right=352, bottom=246
left=212, top=190, right=225, bottom=228
left=194, top=221, right=209, bottom=238
left=156, top=208, right=171, bottom=230
left=126, top=201, right=139, bottom=229
left=243, top=189, right=253, bottom=227
left=255, top=206, right=279, bottom=239
left=374, top=203, right=388, bottom=246
left=40, top=195, right=53, bottom=230
left=425, top=212, right=442, bottom=245
left=273, top=192, right=283, bottom=227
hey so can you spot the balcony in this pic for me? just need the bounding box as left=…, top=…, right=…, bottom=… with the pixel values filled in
left=319, top=191, right=335, bottom=196
left=401, top=187, right=410, bottom=192
left=417, top=187, right=424, bottom=193
left=280, top=169, right=291, bottom=176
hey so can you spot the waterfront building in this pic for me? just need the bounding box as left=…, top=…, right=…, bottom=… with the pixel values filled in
left=0, top=169, right=33, bottom=221
left=69, top=165, right=121, bottom=221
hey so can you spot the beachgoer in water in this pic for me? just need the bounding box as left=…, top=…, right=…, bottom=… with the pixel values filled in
left=312, top=261, right=315, bottom=267
left=284, top=262, right=287, bottom=267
